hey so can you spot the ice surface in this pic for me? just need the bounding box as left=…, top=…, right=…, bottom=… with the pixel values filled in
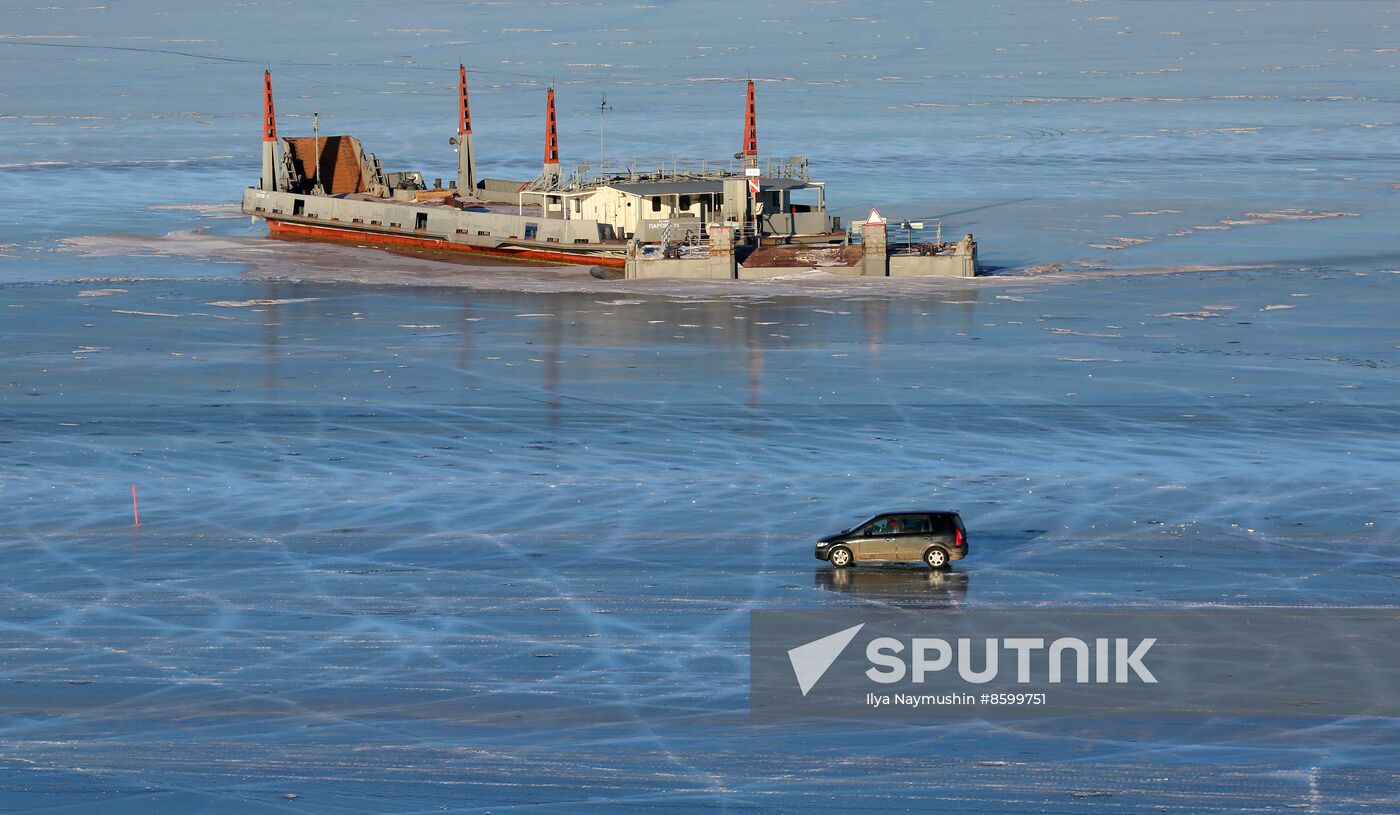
left=3, top=271, right=1399, bottom=811
left=3, top=0, right=1400, bottom=811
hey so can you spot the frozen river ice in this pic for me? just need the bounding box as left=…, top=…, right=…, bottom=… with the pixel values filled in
left=3, top=269, right=1399, bottom=812
left=2, top=0, right=1400, bottom=810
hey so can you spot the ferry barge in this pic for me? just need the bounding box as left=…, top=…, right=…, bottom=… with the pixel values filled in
left=242, top=68, right=978, bottom=279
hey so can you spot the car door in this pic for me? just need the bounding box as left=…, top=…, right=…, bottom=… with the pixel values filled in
left=893, top=514, right=935, bottom=561
left=854, top=516, right=899, bottom=561
left=923, top=514, right=958, bottom=558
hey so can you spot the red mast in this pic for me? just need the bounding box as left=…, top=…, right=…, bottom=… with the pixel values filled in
left=544, top=87, right=559, bottom=166
left=458, top=64, right=472, bottom=135
left=262, top=70, right=277, bottom=142
left=260, top=70, right=279, bottom=191
left=741, top=79, right=757, bottom=165
left=456, top=64, right=479, bottom=192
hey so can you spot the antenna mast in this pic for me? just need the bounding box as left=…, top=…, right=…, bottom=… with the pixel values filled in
left=598, top=93, right=613, bottom=167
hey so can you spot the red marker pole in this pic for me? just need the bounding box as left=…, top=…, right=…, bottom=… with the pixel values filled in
left=131, top=484, right=140, bottom=528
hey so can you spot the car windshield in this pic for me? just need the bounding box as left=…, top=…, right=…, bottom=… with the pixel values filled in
left=848, top=515, right=879, bottom=533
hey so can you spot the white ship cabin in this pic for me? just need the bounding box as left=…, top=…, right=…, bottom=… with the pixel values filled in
left=525, top=173, right=833, bottom=242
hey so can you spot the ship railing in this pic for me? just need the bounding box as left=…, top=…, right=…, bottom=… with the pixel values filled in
left=565, top=155, right=811, bottom=188
left=636, top=218, right=711, bottom=245
left=730, top=222, right=759, bottom=243
left=635, top=221, right=760, bottom=251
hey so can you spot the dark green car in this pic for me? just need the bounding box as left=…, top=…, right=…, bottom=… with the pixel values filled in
left=814, top=511, right=968, bottom=569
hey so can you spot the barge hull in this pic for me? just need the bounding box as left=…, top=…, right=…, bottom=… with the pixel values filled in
left=265, top=219, right=627, bottom=268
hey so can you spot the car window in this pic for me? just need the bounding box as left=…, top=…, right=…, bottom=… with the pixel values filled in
left=929, top=516, right=954, bottom=536
left=862, top=517, right=897, bottom=536
left=894, top=515, right=931, bottom=534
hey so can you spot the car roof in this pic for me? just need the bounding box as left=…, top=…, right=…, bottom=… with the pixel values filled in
left=870, top=510, right=960, bottom=517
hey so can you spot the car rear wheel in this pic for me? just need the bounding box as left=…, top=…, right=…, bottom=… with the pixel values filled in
left=924, top=547, right=949, bottom=570
left=828, top=547, right=853, bottom=568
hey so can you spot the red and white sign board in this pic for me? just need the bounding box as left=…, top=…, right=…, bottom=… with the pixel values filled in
left=865, top=207, right=886, bottom=225
left=748, top=178, right=761, bottom=195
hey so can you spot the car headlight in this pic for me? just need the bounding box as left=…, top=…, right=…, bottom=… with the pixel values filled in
left=815, top=541, right=829, bottom=548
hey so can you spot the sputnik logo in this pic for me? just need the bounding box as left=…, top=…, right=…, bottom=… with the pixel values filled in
left=787, top=623, right=864, bottom=696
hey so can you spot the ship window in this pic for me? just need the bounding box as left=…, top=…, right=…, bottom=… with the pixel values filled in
left=371, top=220, right=381, bottom=225
left=524, top=223, right=538, bottom=240
left=679, top=195, right=691, bottom=210
left=651, top=196, right=662, bottom=213
left=353, top=218, right=363, bottom=224
left=477, top=230, right=490, bottom=236
left=546, top=237, right=559, bottom=243
left=390, top=222, right=401, bottom=228
left=574, top=238, right=589, bottom=244
left=415, top=212, right=428, bottom=230
left=292, top=199, right=305, bottom=216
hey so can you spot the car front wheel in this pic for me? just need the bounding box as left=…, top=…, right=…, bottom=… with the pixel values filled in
left=828, top=547, right=853, bottom=568
left=924, top=547, right=949, bottom=570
